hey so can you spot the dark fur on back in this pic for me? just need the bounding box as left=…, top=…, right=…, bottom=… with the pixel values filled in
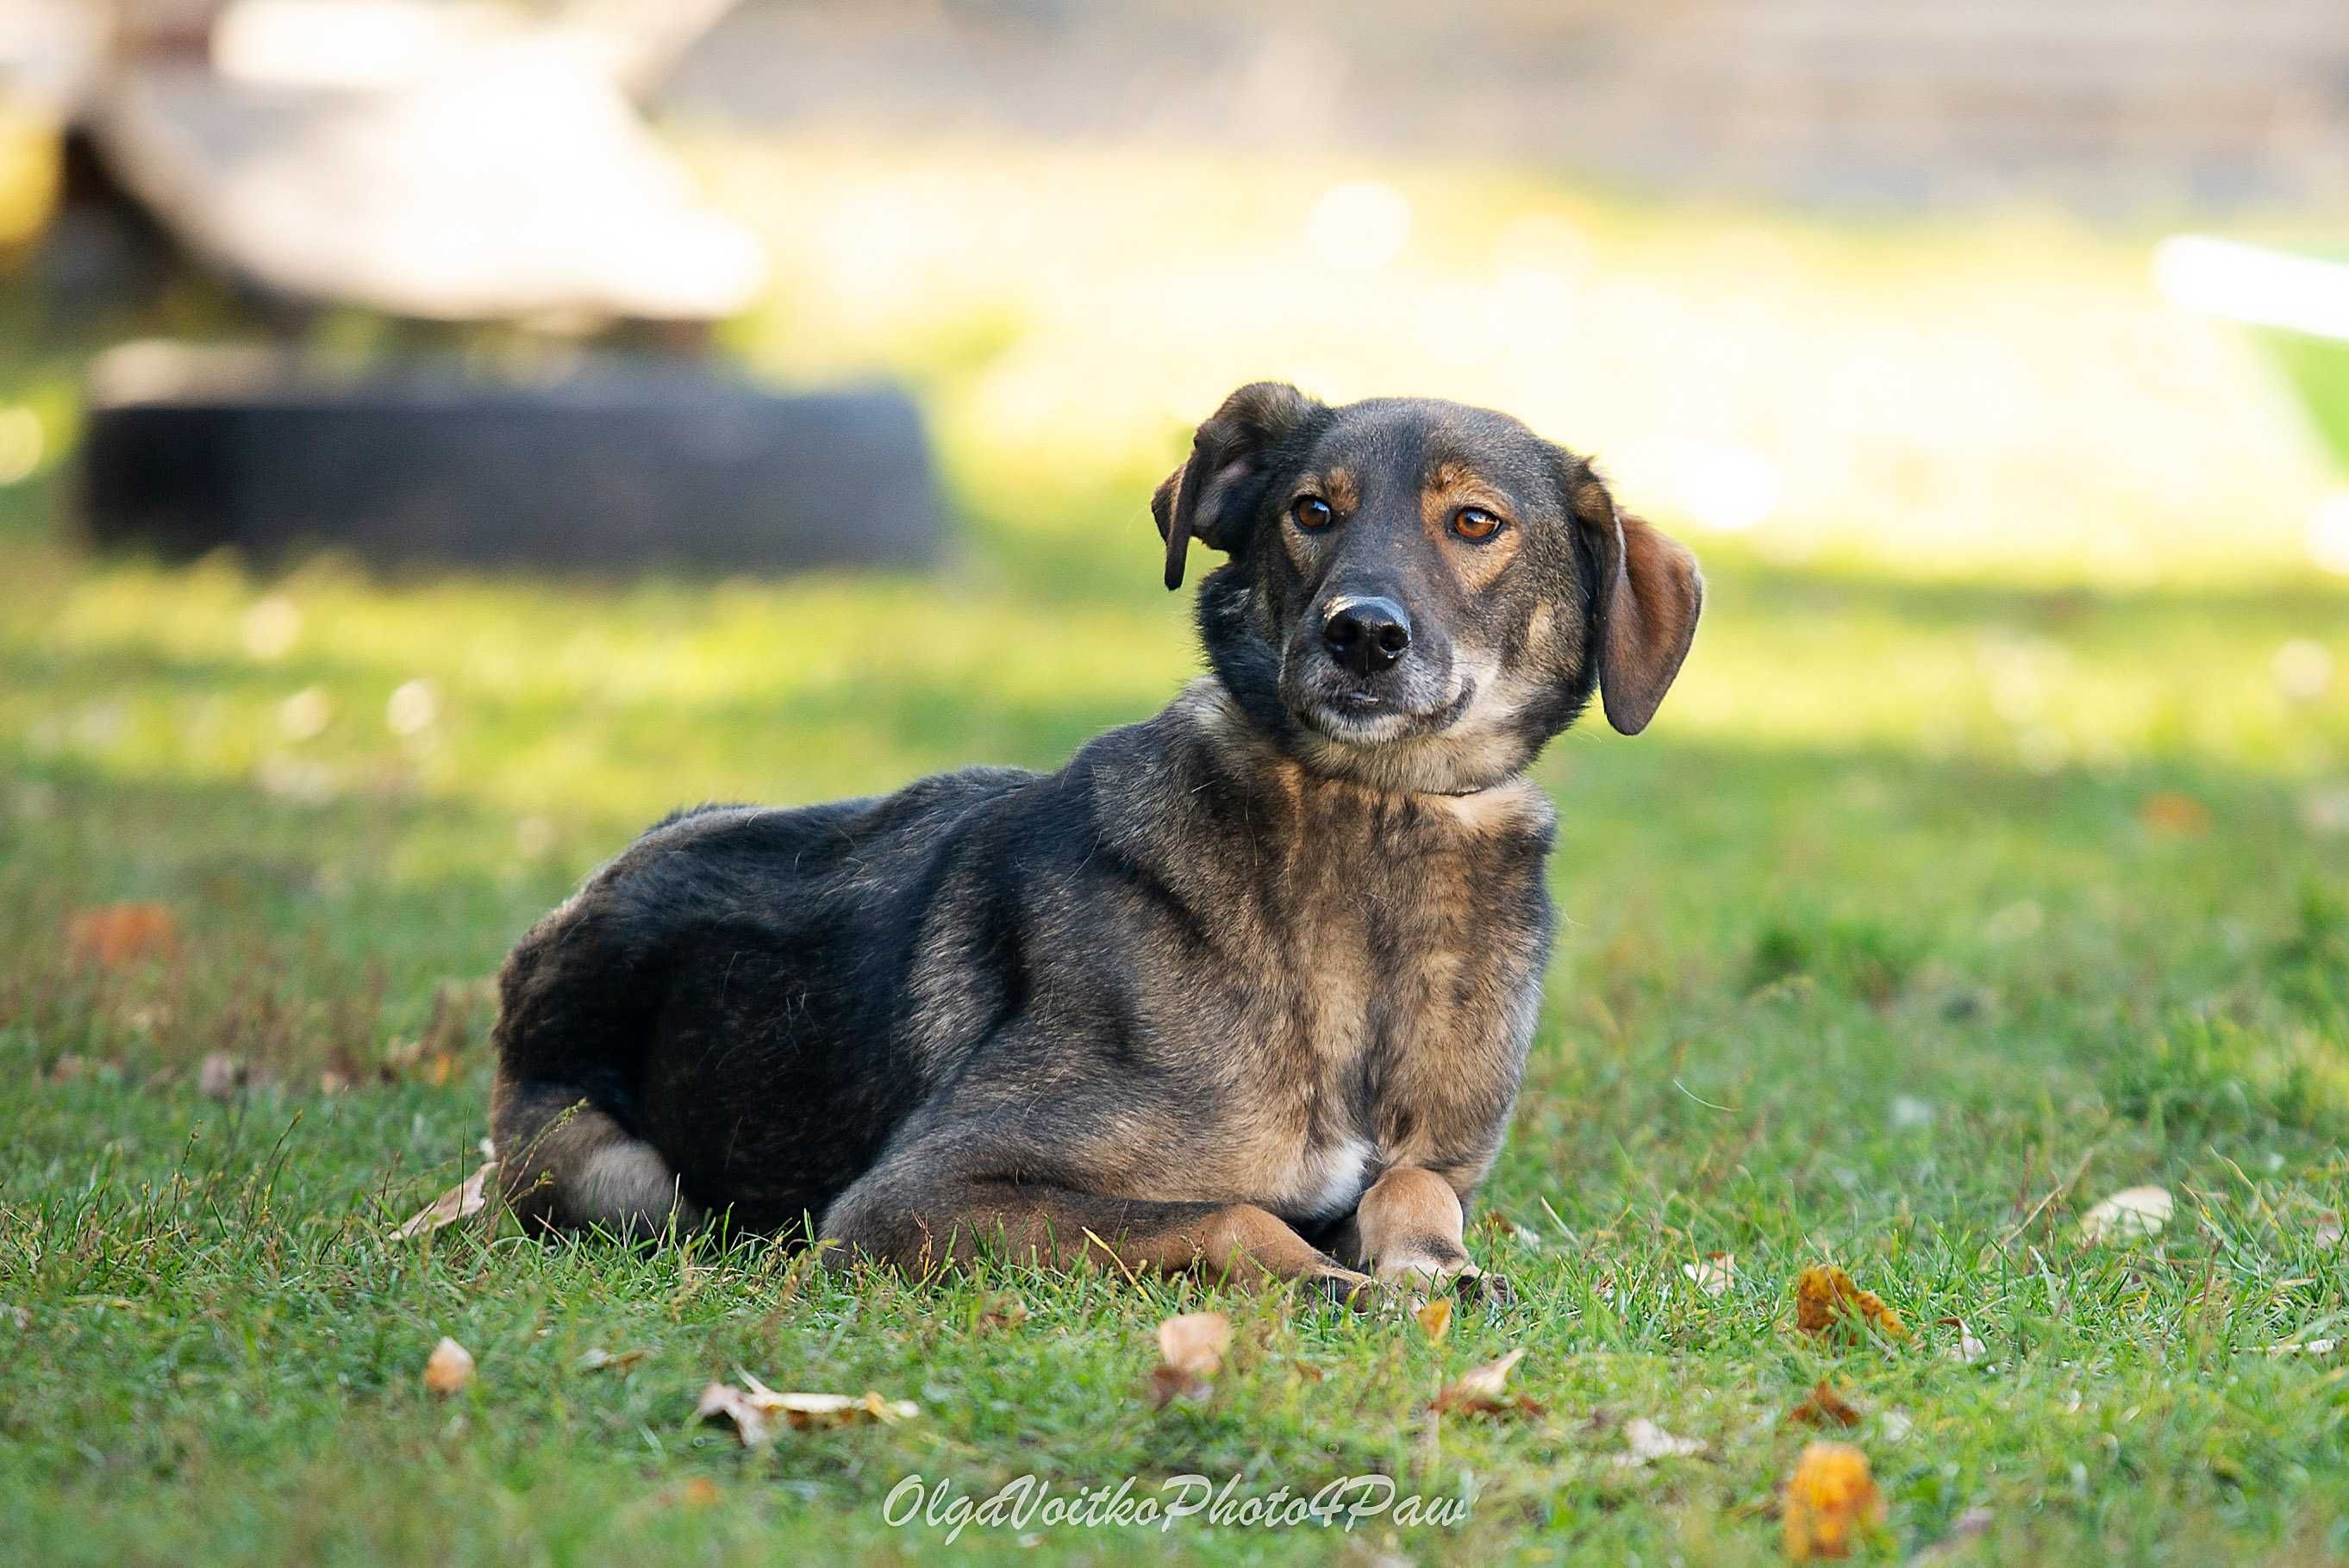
left=490, top=386, right=1701, bottom=1291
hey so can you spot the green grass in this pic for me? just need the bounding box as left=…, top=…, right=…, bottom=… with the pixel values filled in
left=6, top=144, right=2349, bottom=1564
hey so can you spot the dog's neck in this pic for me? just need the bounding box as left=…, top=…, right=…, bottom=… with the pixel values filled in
left=1180, top=680, right=1546, bottom=817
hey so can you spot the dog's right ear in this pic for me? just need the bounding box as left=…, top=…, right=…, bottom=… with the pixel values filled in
left=1153, top=381, right=1320, bottom=590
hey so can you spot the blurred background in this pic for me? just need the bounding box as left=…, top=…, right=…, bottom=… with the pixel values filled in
left=1, top=0, right=2345, bottom=1069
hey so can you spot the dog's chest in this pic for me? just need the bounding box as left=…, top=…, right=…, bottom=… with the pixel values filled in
left=1209, top=796, right=1547, bottom=1215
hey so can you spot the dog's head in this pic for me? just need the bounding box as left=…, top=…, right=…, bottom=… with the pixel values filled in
left=1154, top=382, right=1702, bottom=794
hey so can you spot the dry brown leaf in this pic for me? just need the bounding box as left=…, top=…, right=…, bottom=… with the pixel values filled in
left=423, top=1336, right=475, bottom=1396
left=1415, top=1296, right=1453, bottom=1341
left=2313, top=1212, right=2343, bottom=1251
left=574, top=1347, right=646, bottom=1374
left=1615, top=1415, right=1704, bottom=1465
left=1789, top=1380, right=1862, bottom=1427
left=1781, top=1440, right=1885, bottom=1559
left=2079, top=1185, right=2172, bottom=1244
left=1795, top=1265, right=1909, bottom=1341
left=1684, top=1252, right=1736, bottom=1297
left=197, top=1052, right=247, bottom=1100
left=697, top=1373, right=919, bottom=1447
left=66, top=903, right=179, bottom=968
left=392, top=1162, right=498, bottom=1240
left=678, top=1477, right=722, bottom=1509
left=1430, top=1347, right=1542, bottom=1418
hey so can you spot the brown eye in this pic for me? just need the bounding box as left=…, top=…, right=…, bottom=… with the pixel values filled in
left=1452, top=506, right=1502, bottom=541
left=1291, top=496, right=1335, bottom=530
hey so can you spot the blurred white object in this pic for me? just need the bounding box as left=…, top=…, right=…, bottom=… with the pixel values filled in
left=1304, top=179, right=1411, bottom=272
left=2310, top=491, right=2349, bottom=575
left=2153, top=235, right=2349, bottom=341
left=88, top=0, right=762, bottom=322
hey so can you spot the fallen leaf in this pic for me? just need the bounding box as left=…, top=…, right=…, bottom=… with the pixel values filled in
left=2138, top=791, right=2211, bottom=837
left=1789, top=1381, right=1861, bottom=1427
left=697, top=1373, right=919, bottom=1447
left=1781, top=1440, right=1885, bottom=1559
left=1795, top=1265, right=1909, bottom=1341
left=2314, top=1212, right=2342, bottom=1251
left=1684, top=1252, right=1735, bottom=1297
left=1146, top=1309, right=1231, bottom=1409
left=574, top=1347, right=647, bottom=1374
left=976, top=1293, right=1029, bottom=1332
left=423, top=1336, right=475, bottom=1395
left=392, top=1162, right=498, bottom=1240
left=66, top=903, right=178, bottom=968
left=2079, top=1185, right=2172, bottom=1244
left=1292, top=1360, right=1325, bottom=1383
left=1430, top=1347, right=1542, bottom=1418
left=1937, top=1316, right=1988, bottom=1365
left=1415, top=1296, right=1453, bottom=1341
left=1158, top=1310, right=1229, bottom=1375
left=197, top=1052, right=247, bottom=1100
left=2267, top=1336, right=2339, bottom=1358
left=1615, top=1415, right=1704, bottom=1465
left=678, top=1477, right=722, bottom=1508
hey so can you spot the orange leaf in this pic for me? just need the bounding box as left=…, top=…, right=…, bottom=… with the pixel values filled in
left=1789, top=1380, right=1862, bottom=1427
left=2138, top=791, right=2211, bottom=837
left=1782, top=1441, right=1885, bottom=1559
left=1795, top=1265, right=1909, bottom=1341
left=1415, top=1296, right=1453, bottom=1341
left=66, top=903, right=178, bottom=968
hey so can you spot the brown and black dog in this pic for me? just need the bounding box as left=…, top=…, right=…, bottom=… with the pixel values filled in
left=489, top=382, right=1701, bottom=1303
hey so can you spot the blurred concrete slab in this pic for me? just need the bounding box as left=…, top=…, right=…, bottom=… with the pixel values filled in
left=79, top=342, right=946, bottom=572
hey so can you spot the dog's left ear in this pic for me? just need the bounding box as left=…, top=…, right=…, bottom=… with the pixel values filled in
left=1570, top=473, right=1703, bottom=735
left=1153, top=381, right=1320, bottom=590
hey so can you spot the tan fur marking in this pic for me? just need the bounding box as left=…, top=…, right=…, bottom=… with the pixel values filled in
left=1420, top=461, right=1522, bottom=590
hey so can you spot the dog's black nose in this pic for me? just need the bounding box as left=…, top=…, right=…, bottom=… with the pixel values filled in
left=1322, top=597, right=1413, bottom=676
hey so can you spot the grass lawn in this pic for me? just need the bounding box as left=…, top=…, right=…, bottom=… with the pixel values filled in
left=4, top=146, right=2349, bottom=1564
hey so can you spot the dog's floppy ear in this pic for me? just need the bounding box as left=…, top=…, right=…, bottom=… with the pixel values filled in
left=1570, top=472, right=1703, bottom=735
left=1152, top=381, right=1319, bottom=590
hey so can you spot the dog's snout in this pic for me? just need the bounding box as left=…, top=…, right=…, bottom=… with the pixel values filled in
left=1321, top=597, right=1413, bottom=677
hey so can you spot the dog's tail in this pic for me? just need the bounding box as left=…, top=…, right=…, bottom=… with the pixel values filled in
left=488, top=892, right=702, bottom=1240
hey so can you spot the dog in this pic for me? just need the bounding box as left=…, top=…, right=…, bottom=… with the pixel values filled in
left=489, top=382, right=1701, bottom=1303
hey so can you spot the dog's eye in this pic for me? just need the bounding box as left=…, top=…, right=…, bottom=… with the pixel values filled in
left=1291, top=496, right=1335, bottom=531
left=1452, top=506, right=1503, bottom=541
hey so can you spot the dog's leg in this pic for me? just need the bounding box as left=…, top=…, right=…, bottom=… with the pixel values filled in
left=1337, top=1166, right=1511, bottom=1305
left=822, top=1169, right=1381, bottom=1304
